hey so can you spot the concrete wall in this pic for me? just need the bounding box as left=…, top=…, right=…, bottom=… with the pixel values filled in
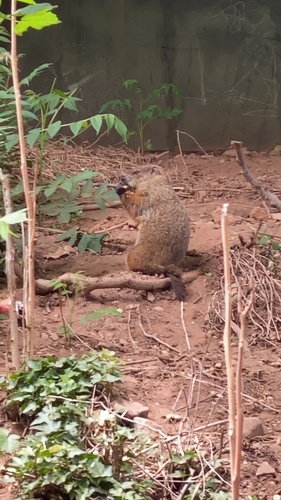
left=18, top=0, right=281, bottom=151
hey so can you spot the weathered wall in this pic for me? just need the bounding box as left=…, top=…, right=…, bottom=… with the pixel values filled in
left=18, top=0, right=281, bottom=151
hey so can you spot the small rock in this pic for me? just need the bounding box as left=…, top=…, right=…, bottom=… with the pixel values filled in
left=215, top=362, right=222, bottom=369
left=256, top=461, right=276, bottom=476
left=271, top=213, right=281, bottom=221
left=211, top=207, right=235, bottom=225
left=146, top=292, right=155, bottom=303
left=49, top=332, right=59, bottom=342
left=269, top=145, right=281, bottom=156
left=97, top=341, right=115, bottom=350
left=211, top=207, right=222, bottom=224
left=276, top=436, right=281, bottom=446
left=114, top=400, right=149, bottom=420
left=224, top=149, right=237, bottom=159
left=126, top=304, right=137, bottom=310
left=243, top=416, right=265, bottom=439
left=154, top=306, right=164, bottom=313
left=134, top=416, right=163, bottom=436
left=166, top=413, right=182, bottom=422
left=146, top=369, right=161, bottom=379
left=250, top=207, right=269, bottom=221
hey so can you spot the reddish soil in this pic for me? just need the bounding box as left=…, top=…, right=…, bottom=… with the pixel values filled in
left=1, top=147, right=281, bottom=498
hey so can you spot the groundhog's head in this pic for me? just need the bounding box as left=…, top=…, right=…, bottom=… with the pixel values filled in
left=115, top=165, right=167, bottom=196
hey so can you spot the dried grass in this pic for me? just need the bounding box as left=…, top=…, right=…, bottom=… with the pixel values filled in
left=208, top=243, right=281, bottom=346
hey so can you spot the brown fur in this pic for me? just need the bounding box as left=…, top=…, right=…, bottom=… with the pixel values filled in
left=115, top=165, right=190, bottom=300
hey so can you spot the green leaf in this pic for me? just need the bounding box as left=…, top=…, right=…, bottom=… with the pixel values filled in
left=6, top=134, right=19, bottom=151
left=77, top=233, right=105, bottom=253
left=57, top=211, right=71, bottom=224
left=0, top=221, right=9, bottom=241
left=72, top=171, right=100, bottom=183
left=15, top=3, right=55, bottom=16
left=114, top=117, right=128, bottom=142
left=81, top=308, right=123, bottom=325
left=272, top=241, right=281, bottom=251
left=90, top=115, right=102, bottom=135
left=57, top=227, right=78, bottom=246
left=123, top=79, right=140, bottom=91
left=104, top=114, right=115, bottom=131
left=15, top=10, right=61, bottom=36
left=1, top=208, right=27, bottom=225
left=0, top=428, right=20, bottom=453
left=81, top=178, right=94, bottom=197
left=20, top=63, right=52, bottom=86
left=63, top=96, right=80, bottom=112
left=259, top=234, right=271, bottom=245
left=47, top=120, right=62, bottom=138
left=26, top=127, right=41, bottom=148
left=60, top=178, right=73, bottom=193
left=69, top=120, right=84, bottom=136
left=44, top=175, right=65, bottom=198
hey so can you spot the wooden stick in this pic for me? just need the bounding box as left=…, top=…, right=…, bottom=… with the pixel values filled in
left=232, top=140, right=281, bottom=212
left=11, top=0, right=36, bottom=357
left=221, top=203, right=236, bottom=496
left=0, top=170, right=20, bottom=370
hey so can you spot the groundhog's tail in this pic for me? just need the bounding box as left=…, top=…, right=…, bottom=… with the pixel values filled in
left=164, top=267, right=186, bottom=301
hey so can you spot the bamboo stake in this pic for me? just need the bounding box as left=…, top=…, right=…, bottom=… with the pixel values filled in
left=11, top=0, right=36, bottom=357
left=0, top=170, right=20, bottom=369
left=221, top=203, right=236, bottom=495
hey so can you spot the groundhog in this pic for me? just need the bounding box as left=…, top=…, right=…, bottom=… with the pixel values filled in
left=115, top=165, right=190, bottom=300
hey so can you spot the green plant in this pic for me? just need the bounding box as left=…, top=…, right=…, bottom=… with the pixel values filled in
left=0, top=17, right=127, bottom=225
left=100, top=79, right=183, bottom=154
left=9, top=172, right=118, bottom=252
left=2, top=351, right=231, bottom=499
left=0, top=428, right=20, bottom=453
left=258, top=232, right=281, bottom=252
left=24, top=80, right=127, bottom=180
left=3, top=352, right=154, bottom=499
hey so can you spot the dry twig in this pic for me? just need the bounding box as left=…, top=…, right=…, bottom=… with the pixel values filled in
left=232, top=140, right=281, bottom=212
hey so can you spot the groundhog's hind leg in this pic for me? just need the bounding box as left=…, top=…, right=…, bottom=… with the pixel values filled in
left=126, top=244, right=154, bottom=274
left=126, top=245, right=186, bottom=301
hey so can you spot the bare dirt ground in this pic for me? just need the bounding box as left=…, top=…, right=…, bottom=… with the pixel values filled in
left=1, top=145, right=281, bottom=498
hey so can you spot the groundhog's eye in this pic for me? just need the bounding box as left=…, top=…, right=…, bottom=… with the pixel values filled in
left=132, top=169, right=140, bottom=176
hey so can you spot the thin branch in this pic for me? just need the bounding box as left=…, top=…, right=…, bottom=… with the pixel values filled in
left=232, top=140, right=281, bottom=212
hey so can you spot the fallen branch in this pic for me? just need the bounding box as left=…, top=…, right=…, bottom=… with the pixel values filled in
left=34, top=270, right=199, bottom=297
left=231, top=140, right=281, bottom=212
